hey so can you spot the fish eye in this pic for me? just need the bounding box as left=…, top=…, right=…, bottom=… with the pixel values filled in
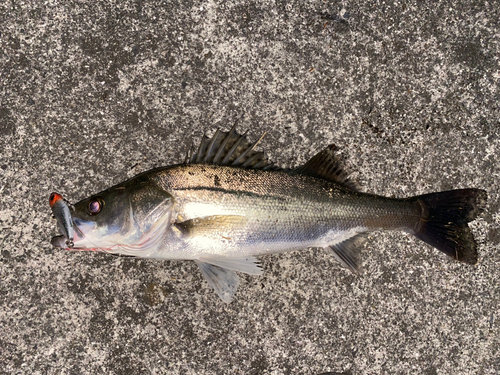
left=87, top=197, right=104, bottom=215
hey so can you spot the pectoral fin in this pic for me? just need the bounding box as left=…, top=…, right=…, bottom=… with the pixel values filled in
left=328, top=234, right=367, bottom=273
left=175, top=215, right=248, bottom=237
left=195, top=261, right=239, bottom=303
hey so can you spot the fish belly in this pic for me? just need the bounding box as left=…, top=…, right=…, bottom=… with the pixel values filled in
left=158, top=191, right=411, bottom=260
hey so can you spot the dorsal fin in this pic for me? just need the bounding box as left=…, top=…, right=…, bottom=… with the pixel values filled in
left=295, top=145, right=359, bottom=190
left=187, top=124, right=277, bottom=170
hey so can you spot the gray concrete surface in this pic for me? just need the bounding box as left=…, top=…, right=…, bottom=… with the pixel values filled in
left=1, top=0, right=499, bottom=374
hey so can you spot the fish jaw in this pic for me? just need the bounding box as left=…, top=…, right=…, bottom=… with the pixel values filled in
left=51, top=219, right=101, bottom=251
left=51, top=235, right=90, bottom=251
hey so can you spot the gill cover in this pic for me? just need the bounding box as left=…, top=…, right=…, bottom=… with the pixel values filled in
left=69, top=178, right=174, bottom=255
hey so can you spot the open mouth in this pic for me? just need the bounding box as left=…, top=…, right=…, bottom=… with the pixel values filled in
left=51, top=219, right=86, bottom=249
left=51, top=219, right=109, bottom=252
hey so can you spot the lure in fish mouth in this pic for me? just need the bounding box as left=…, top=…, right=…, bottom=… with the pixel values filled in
left=50, top=126, right=487, bottom=303
left=49, top=192, right=75, bottom=249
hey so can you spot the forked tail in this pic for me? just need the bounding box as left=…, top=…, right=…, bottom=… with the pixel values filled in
left=411, top=189, right=487, bottom=264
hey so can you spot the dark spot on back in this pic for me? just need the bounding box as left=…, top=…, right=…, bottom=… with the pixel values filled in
left=214, top=175, right=221, bottom=187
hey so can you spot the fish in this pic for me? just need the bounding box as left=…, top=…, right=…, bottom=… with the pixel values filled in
left=50, top=126, right=487, bottom=302
left=49, top=192, right=74, bottom=248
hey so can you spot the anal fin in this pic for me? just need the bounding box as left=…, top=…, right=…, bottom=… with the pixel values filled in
left=328, top=234, right=367, bottom=273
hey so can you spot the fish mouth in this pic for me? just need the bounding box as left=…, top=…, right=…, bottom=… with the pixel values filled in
left=51, top=220, right=85, bottom=249
left=51, top=219, right=111, bottom=252
left=51, top=233, right=100, bottom=251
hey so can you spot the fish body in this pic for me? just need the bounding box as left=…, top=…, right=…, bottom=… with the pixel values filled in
left=149, top=164, right=420, bottom=260
left=51, top=127, right=487, bottom=302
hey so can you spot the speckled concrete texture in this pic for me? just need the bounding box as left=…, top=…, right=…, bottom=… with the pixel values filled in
left=1, top=1, right=499, bottom=374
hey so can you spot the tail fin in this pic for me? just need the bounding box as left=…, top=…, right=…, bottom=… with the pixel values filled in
left=412, top=189, right=487, bottom=264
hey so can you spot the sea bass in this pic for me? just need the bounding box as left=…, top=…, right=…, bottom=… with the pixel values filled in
left=51, top=126, right=487, bottom=302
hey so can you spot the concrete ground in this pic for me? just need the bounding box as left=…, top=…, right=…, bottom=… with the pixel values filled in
left=1, top=0, right=499, bottom=374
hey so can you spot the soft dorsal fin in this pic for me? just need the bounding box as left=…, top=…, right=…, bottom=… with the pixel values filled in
left=186, top=124, right=277, bottom=170
left=295, top=145, right=359, bottom=190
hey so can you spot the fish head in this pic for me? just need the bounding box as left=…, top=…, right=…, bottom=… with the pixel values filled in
left=51, top=178, right=174, bottom=255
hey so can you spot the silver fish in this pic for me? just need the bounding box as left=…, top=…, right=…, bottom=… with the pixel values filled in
left=49, top=192, right=74, bottom=248
left=51, top=126, right=487, bottom=302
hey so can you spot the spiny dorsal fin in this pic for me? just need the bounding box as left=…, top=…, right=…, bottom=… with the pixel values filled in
left=295, top=145, right=359, bottom=190
left=187, top=124, right=276, bottom=170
